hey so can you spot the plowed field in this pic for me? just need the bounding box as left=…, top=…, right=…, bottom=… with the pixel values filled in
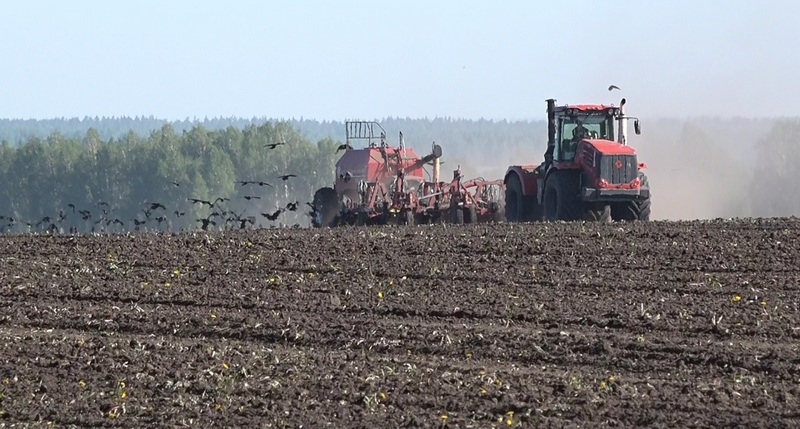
left=1, top=218, right=800, bottom=428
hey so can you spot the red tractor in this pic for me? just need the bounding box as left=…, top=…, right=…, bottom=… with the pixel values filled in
left=504, top=97, right=651, bottom=222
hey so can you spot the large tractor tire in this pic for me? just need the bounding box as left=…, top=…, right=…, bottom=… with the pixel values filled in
left=543, top=170, right=583, bottom=221
left=611, top=172, right=652, bottom=221
left=505, top=174, right=541, bottom=222
left=311, top=187, right=339, bottom=227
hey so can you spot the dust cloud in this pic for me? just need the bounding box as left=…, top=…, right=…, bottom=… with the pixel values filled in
left=414, top=117, right=797, bottom=221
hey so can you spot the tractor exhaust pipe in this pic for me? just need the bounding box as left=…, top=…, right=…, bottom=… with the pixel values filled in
left=618, top=98, right=627, bottom=145
left=544, top=98, right=556, bottom=168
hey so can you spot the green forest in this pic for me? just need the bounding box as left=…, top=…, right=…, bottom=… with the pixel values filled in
left=0, top=115, right=796, bottom=232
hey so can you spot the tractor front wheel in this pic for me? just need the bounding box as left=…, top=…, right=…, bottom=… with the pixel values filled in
left=611, top=172, right=652, bottom=221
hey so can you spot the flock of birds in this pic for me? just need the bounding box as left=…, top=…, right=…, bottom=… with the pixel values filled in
left=0, top=140, right=321, bottom=234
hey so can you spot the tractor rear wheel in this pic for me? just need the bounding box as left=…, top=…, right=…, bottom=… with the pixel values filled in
left=611, top=172, right=652, bottom=221
left=505, top=174, right=540, bottom=222
left=311, top=187, right=339, bottom=227
left=543, top=171, right=583, bottom=221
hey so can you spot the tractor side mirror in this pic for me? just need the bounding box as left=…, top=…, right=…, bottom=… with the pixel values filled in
left=634, top=119, right=641, bottom=135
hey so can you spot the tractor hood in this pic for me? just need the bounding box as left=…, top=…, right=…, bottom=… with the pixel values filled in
left=583, top=139, right=637, bottom=155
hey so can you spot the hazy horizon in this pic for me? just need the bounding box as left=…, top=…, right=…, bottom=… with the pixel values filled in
left=2, top=1, right=799, bottom=121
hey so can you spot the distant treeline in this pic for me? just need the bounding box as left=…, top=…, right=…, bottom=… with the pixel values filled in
left=0, top=122, right=340, bottom=233
left=0, top=115, right=796, bottom=229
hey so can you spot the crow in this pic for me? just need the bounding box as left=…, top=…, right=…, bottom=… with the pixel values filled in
left=239, top=180, right=273, bottom=188
left=336, top=143, right=353, bottom=153
left=132, top=218, right=147, bottom=226
left=172, top=181, right=180, bottom=187
left=148, top=202, right=166, bottom=211
left=174, top=210, right=186, bottom=217
left=67, top=203, right=76, bottom=214
left=196, top=218, right=216, bottom=231
left=234, top=216, right=255, bottom=230
left=305, top=202, right=318, bottom=217
left=57, top=210, right=67, bottom=223
left=608, top=84, right=621, bottom=91
left=188, top=197, right=229, bottom=208
left=277, top=174, right=297, bottom=181
left=262, top=209, right=283, bottom=221
left=188, top=197, right=210, bottom=206
left=264, top=141, right=286, bottom=149
left=242, top=196, right=261, bottom=200
left=111, top=218, right=125, bottom=226
left=285, top=201, right=299, bottom=211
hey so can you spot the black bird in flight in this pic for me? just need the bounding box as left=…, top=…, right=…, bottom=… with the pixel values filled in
left=174, top=210, right=186, bottom=217
left=188, top=197, right=229, bottom=208
left=305, top=202, right=320, bottom=218
left=285, top=201, right=299, bottom=211
left=608, top=84, right=621, bottom=91
left=335, top=143, right=353, bottom=153
left=67, top=203, right=76, bottom=214
left=239, top=180, right=273, bottom=188
left=264, top=141, right=286, bottom=149
left=262, top=209, right=283, bottom=221
left=148, top=202, right=166, bottom=211
left=233, top=216, right=255, bottom=230
left=172, top=181, right=180, bottom=187
left=277, top=174, right=297, bottom=181
left=196, top=218, right=216, bottom=230
left=242, top=196, right=261, bottom=201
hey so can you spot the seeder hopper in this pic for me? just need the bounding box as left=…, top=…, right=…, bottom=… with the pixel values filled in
left=309, top=121, right=504, bottom=227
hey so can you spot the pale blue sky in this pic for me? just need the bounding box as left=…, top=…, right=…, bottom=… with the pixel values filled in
left=1, top=1, right=797, bottom=120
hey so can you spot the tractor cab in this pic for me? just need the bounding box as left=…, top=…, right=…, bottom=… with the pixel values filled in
left=545, top=100, right=642, bottom=168
left=555, top=107, right=617, bottom=162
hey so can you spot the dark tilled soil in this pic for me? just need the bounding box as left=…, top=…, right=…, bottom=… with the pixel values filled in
left=1, top=218, right=800, bottom=428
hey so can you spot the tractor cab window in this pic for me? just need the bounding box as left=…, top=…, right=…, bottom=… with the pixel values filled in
left=557, top=114, right=615, bottom=162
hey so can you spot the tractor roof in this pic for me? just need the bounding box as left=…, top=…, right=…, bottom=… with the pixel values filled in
left=554, top=104, right=617, bottom=113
